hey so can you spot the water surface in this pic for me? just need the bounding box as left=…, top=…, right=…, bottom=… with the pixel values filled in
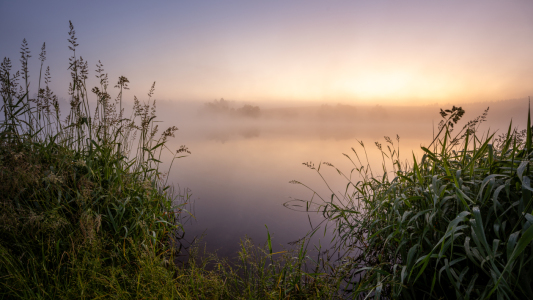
left=158, top=99, right=526, bottom=258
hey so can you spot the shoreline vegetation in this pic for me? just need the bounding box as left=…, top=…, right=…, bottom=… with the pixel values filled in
left=291, top=105, right=533, bottom=298
left=1, top=22, right=532, bottom=299
left=0, top=22, right=337, bottom=299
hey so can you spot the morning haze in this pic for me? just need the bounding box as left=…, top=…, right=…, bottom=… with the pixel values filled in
left=1, top=0, right=532, bottom=105
left=2, top=0, right=531, bottom=254
left=151, top=97, right=528, bottom=257
left=2, top=1, right=533, bottom=297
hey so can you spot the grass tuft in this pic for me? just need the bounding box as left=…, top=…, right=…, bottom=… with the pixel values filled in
left=296, top=105, right=533, bottom=299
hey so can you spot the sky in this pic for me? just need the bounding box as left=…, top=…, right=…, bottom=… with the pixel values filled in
left=1, top=0, right=533, bottom=105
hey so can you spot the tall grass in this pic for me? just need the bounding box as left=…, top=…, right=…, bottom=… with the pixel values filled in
left=0, top=21, right=339, bottom=299
left=293, top=105, right=533, bottom=299
left=0, top=21, right=190, bottom=299
left=174, top=231, right=341, bottom=299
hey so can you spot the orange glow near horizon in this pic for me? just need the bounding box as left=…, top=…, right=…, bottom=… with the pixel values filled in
left=2, top=1, right=533, bottom=106
left=154, top=60, right=532, bottom=105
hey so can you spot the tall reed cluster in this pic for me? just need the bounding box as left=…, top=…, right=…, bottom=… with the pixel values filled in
left=294, top=105, right=533, bottom=299
left=0, top=21, right=191, bottom=298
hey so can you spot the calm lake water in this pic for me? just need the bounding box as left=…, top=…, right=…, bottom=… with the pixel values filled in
left=157, top=99, right=526, bottom=258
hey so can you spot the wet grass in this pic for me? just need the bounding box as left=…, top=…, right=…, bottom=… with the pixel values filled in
left=294, top=105, right=533, bottom=298
left=0, top=22, right=339, bottom=299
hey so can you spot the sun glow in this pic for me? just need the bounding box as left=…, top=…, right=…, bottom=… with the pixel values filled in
left=337, top=71, right=416, bottom=99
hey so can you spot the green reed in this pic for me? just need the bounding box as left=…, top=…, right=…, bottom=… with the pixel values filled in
left=0, top=21, right=338, bottom=299
left=0, top=21, right=191, bottom=299
left=293, top=105, right=533, bottom=299
left=172, top=230, right=340, bottom=299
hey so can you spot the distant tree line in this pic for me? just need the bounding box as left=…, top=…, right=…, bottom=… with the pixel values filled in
left=203, top=98, right=261, bottom=118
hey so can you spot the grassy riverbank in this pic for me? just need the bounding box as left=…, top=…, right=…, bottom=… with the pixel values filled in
left=295, top=105, right=533, bottom=298
left=0, top=23, right=338, bottom=299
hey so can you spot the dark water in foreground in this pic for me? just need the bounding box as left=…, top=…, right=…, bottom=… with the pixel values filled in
left=157, top=99, right=526, bottom=258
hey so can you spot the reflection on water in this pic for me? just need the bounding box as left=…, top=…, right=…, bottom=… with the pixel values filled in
left=158, top=98, right=528, bottom=258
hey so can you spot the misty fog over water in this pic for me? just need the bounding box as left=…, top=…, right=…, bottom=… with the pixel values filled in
left=152, top=98, right=528, bottom=257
